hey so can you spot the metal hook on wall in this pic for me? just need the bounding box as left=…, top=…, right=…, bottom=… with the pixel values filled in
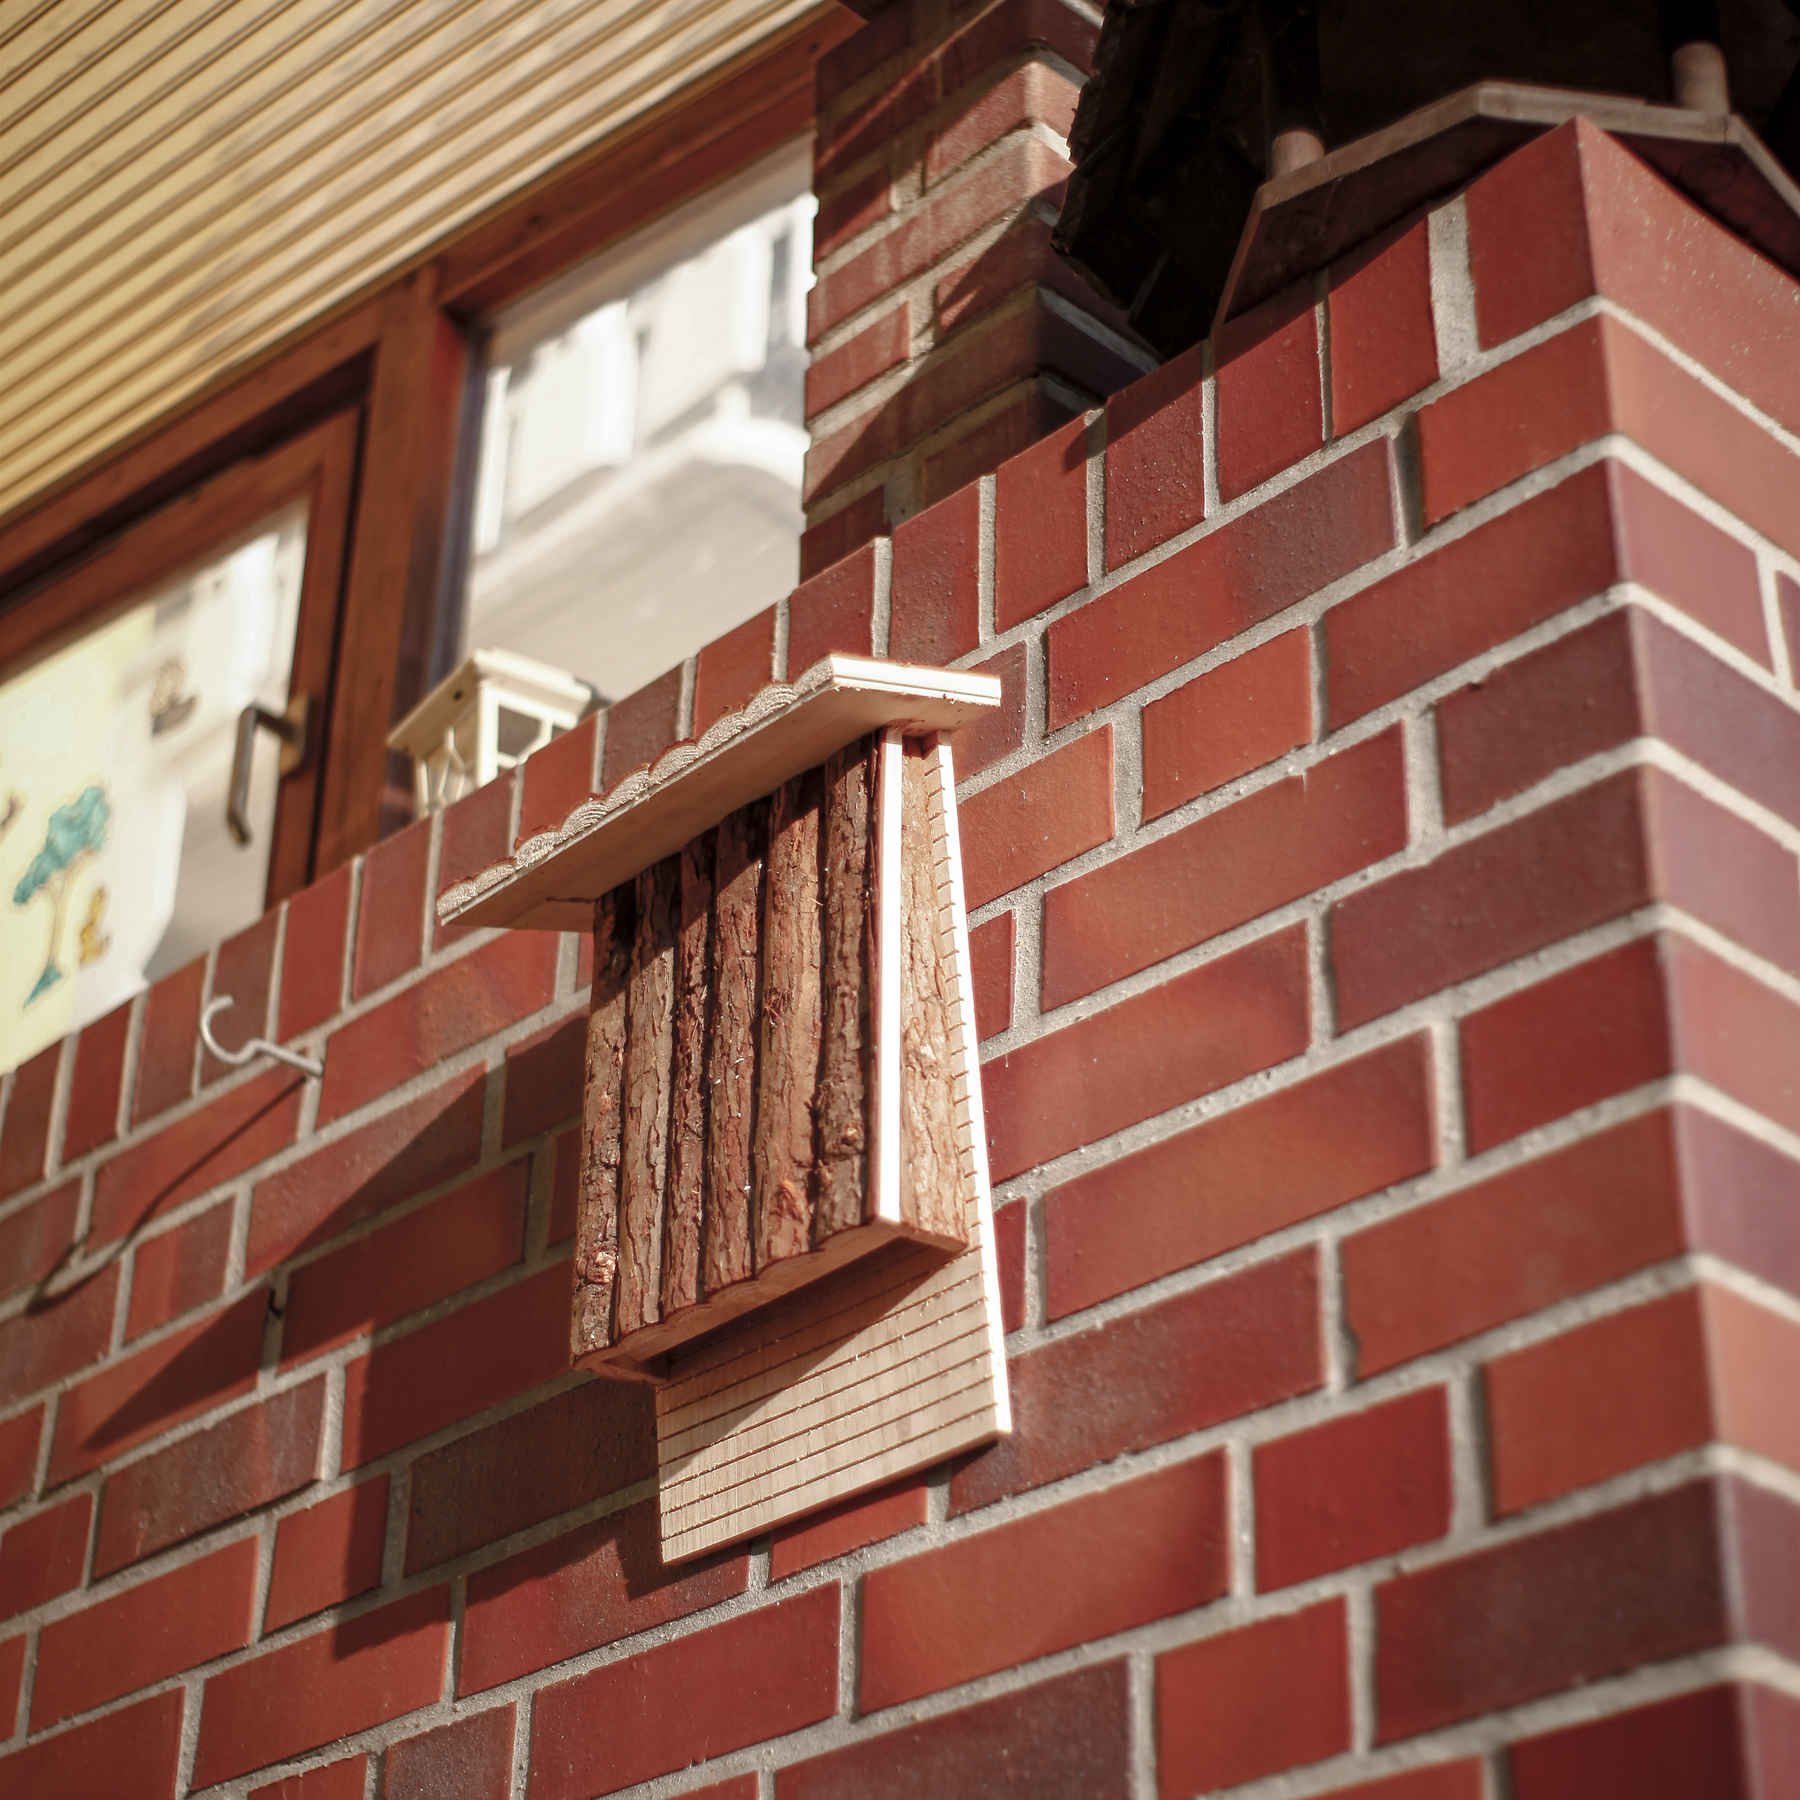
left=199, top=995, right=324, bottom=1079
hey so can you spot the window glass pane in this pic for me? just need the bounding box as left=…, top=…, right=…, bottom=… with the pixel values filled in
left=465, top=140, right=812, bottom=703
left=0, top=508, right=307, bottom=1072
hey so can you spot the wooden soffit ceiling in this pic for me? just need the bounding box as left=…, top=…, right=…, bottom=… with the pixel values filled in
left=0, top=0, right=830, bottom=523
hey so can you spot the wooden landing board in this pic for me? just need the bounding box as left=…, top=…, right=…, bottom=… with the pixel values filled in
left=437, top=658, right=1002, bottom=933
left=657, top=735, right=1009, bottom=1561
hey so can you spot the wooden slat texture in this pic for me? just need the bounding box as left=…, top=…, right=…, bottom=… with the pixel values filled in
left=754, top=770, right=822, bottom=1270
left=656, top=730, right=1008, bottom=1561
left=618, top=857, right=678, bottom=1337
left=813, top=735, right=874, bottom=1245
left=703, top=802, right=763, bottom=1296
left=572, top=884, right=632, bottom=1360
left=662, top=835, right=714, bottom=1319
left=897, top=742, right=966, bottom=1246
left=0, top=0, right=830, bottom=521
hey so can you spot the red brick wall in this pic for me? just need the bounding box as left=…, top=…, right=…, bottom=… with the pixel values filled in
left=2, top=114, right=1799, bottom=1798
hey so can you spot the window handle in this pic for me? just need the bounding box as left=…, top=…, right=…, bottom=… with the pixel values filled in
left=228, top=696, right=309, bottom=846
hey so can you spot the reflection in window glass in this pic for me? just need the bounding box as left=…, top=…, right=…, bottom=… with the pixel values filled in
left=0, top=511, right=306, bottom=1072
left=465, top=141, right=813, bottom=704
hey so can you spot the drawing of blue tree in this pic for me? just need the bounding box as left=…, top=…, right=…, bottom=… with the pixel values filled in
left=13, top=785, right=110, bottom=1007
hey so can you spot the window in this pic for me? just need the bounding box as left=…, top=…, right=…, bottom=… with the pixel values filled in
left=462, top=140, right=814, bottom=704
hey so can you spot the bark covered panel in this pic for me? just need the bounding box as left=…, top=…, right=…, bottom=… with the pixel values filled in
left=662, top=835, right=714, bottom=1318
left=573, top=886, right=632, bottom=1358
left=617, top=858, right=679, bottom=1336
left=705, top=803, right=765, bottom=1296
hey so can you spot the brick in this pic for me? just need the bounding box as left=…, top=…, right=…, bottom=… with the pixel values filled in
left=1729, top=1475, right=1800, bottom=1663
left=799, top=486, right=886, bottom=582
left=0, top=1042, right=59, bottom=1197
left=994, top=1194, right=1025, bottom=1333
left=502, top=1010, right=586, bottom=1147
left=787, top=540, right=878, bottom=675
left=282, top=1160, right=526, bottom=1367
left=1666, top=934, right=1800, bottom=1137
left=960, top=723, right=1113, bottom=909
left=864, top=1455, right=1228, bottom=1711
left=0, top=1490, right=90, bottom=1620
left=125, top=1200, right=231, bottom=1338
left=528, top=1585, right=838, bottom=1800
left=1460, top=936, right=1671, bottom=1153
left=405, top=1376, right=652, bottom=1573
left=1706, top=1282, right=1800, bottom=1477
left=0, top=1632, right=20, bottom=1736
left=1487, top=1289, right=1711, bottom=1515
left=133, top=957, right=203, bottom=1121
left=921, top=385, right=1081, bottom=507
left=0, top=1405, right=42, bottom=1510
left=1157, top=1599, right=1350, bottom=1796
left=1343, top=1109, right=1687, bottom=1376
left=969, top=909, right=1013, bottom=1039
left=32, top=1535, right=257, bottom=1730
left=808, top=303, right=1133, bottom=505
left=95, top=1380, right=326, bottom=1575
left=249, top=1757, right=368, bottom=1800
left=1216, top=281, right=1323, bottom=501
left=1467, top=120, right=1800, bottom=441
left=984, top=924, right=1309, bottom=1182
left=265, top=1476, right=389, bottom=1630
left=815, top=0, right=910, bottom=106
left=518, top=713, right=598, bottom=843
left=1325, top=460, right=1616, bottom=728
left=352, top=815, right=429, bottom=1000
left=1436, top=610, right=1639, bottom=824
left=387, top=1705, right=514, bottom=1800
left=770, top=1476, right=930, bottom=1580
left=779, top=1662, right=1131, bottom=1800
left=890, top=482, right=979, bottom=664
left=247, top=1065, right=485, bottom=1274
left=280, top=862, right=352, bottom=1042
left=1312, top=1764, right=1485, bottom=1800
left=1256, top=1388, right=1452, bottom=1590
left=1142, top=628, right=1312, bottom=821
left=1677, top=1104, right=1800, bottom=1303
left=0, top=1689, right=183, bottom=1800
left=341, top=1263, right=569, bottom=1467
left=1330, top=218, right=1437, bottom=435
left=434, top=771, right=514, bottom=949
left=936, top=213, right=1133, bottom=341
left=0, top=1264, right=117, bottom=1410
left=191, top=1584, right=450, bottom=1788
left=0, top=1174, right=76, bottom=1302
left=549, top=1124, right=579, bottom=1242
left=205, top=909, right=281, bottom=1080
left=1781, top=572, right=1800, bottom=680
left=929, top=58, right=1080, bottom=182
left=1105, top=343, right=1204, bottom=569
left=950, top=640, right=1025, bottom=778
left=954, top=1250, right=1321, bottom=1513
left=1044, top=724, right=1405, bottom=1008
left=692, top=607, right=776, bottom=735
left=64, top=999, right=129, bottom=1158
left=1376, top=1479, right=1729, bottom=1740
left=1633, top=599, right=1800, bottom=831
left=91, top=1064, right=305, bottom=1245
left=1334, top=772, right=1654, bottom=1029
left=50, top=1288, right=268, bottom=1484
left=600, top=664, right=683, bottom=790
left=319, top=930, right=556, bottom=1125
left=808, top=304, right=910, bottom=417
left=1053, top=438, right=1395, bottom=728
left=995, top=414, right=1087, bottom=629
left=815, top=164, right=891, bottom=257
left=1509, top=1683, right=1765, bottom=1800
left=463, top=1497, right=747, bottom=1693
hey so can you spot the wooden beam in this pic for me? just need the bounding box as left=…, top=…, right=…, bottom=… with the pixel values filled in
left=754, top=769, right=823, bottom=1269
left=574, top=885, right=633, bottom=1361
left=618, top=857, right=680, bottom=1336
left=662, top=834, right=714, bottom=1319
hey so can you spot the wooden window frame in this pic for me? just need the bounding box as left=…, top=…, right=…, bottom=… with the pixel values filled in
left=0, top=9, right=851, bottom=889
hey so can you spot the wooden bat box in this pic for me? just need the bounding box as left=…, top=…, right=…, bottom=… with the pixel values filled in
left=439, top=658, right=1014, bottom=1558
